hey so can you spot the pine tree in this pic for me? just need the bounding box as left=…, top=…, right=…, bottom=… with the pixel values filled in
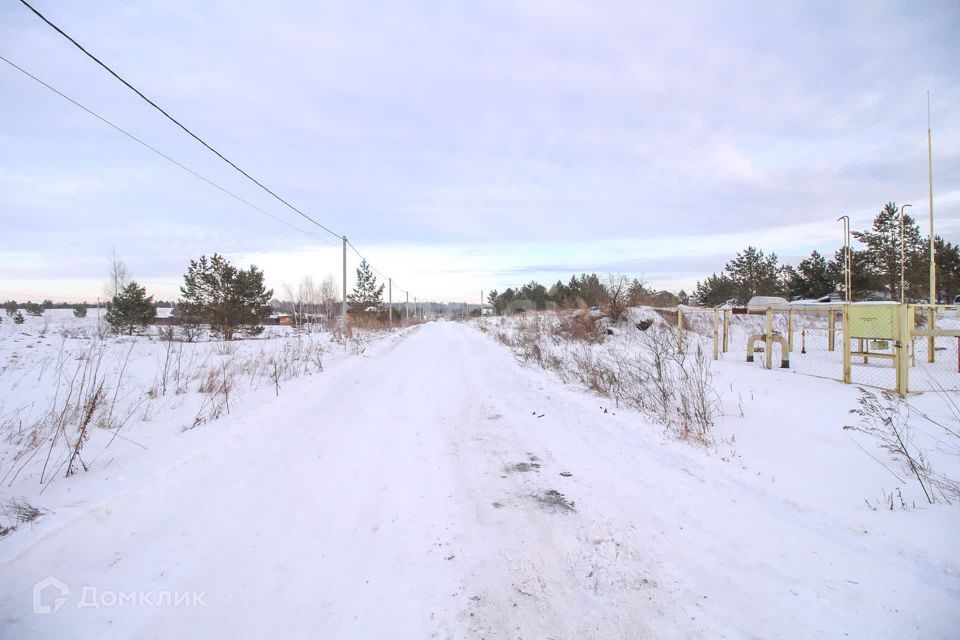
left=786, top=250, right=836, bottom=299
left=627, top=278, right=648, bottom=306
left=548, top=281, right=570, bottom=307
left=518, top=281, right=549, bottom=309
left=694, top=273, right=736, bottom=306
left=491, top=288, right=516, bottom=315
left=347, top=259, right=384, bottom=310
left=826, top=247, right=873, bottom=300
left=73, top=305, right=88, bottom=318
left=106, top=281, right=156, bottom=335
left=24, top=302, right=44, bottom=316
left=725, top=246, right=784, bottom=301
left=567, top=273, right=604, bottom=307
left=178, top=254, right=273, bottom=340
left=931, top=237, right=960, bottom=302
left=853, top=202, right=923, bottom=300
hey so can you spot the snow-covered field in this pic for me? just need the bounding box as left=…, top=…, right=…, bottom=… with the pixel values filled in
left=1, top=311, right=959, bottom=638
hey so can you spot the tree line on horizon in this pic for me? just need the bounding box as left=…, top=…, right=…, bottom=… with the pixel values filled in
left=486, top=274, right=680, bottom=316
left=694, top=202, right=960, bottom=306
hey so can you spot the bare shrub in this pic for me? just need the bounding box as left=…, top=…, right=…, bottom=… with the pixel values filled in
left=676, top=344, right=717, bottom=442
left=308, top=343, right=324, bottom=372
left=267, top=356, right=285, bottom=397
left=214, top=341, right=237, bottom=357
left=66, top=380, right=104, bottom=477
left=602, top=275, right=630, bottom=322
left=845, top=388, right=960, bottom=504
left=554, top=309, right=605, bottom=344
left=570, top=347, right=620, bottom=396
left=565, top=325, right=717, bottom=444
left=189, top=362, right=236, bottom=429
left=178, top=322, right=203, bottom=342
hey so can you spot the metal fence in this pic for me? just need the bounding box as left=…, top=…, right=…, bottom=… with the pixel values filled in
left=677, top=303, right=960, bottom=394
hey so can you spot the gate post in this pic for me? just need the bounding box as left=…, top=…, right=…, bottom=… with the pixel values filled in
left=787, top=308, right=794, bottom=352
left=722, top=309, right=730, bottom=353
left=896, top=303, right=910, bottom=395
left=842, top=305, right=851, bottom=384
left=677, top=307, right=685, bottom=354
left=827, top=310, right=836, bottom=352
left=712, top=308, right=719, bottom=360
left=764, top=309, right=774, bottom=370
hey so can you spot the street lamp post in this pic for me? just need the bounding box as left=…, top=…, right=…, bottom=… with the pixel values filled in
left=837, top=215, right=852, bottom=302
left=900, top=203, right=912, bottom=303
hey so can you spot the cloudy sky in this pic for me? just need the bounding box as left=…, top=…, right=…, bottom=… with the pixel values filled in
left=2, top=0, right=958, bottom=302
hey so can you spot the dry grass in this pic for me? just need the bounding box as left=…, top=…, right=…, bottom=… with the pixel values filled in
left=487, top=312, right=719, bottom=446
left=553, top=309, right=606, bottom=344
left=0, top=497, right=47, bottom=536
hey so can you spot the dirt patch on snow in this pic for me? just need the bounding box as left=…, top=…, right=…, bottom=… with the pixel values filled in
left=505, top=461, right=541, bottom=473
left=532, top=489, right=575, bottom=513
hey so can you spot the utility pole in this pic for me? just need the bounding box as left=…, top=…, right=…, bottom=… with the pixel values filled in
left=388, top=278, right=392, bottom=325
left=838, top=216, right=851, bottom=303
left=341, top=235, right=347, bottom=329
left=481, top=290, right=483, bottom=317
left=928, top=91, right=936, bottom=303
left=406, top=291, right=409, bottom=321
left=900, top=204, right=911, bottom=303
left=927, top=91, right=936, bottom=363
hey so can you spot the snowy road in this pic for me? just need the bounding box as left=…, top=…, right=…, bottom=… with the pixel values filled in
left=3, top=321, right=958, bottom=638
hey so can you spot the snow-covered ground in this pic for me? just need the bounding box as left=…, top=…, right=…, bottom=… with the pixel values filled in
left=1, top=313, right=959, bottom=638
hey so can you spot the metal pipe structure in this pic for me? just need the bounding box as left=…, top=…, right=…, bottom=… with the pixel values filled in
left=837, top=215, right=852, bottom=302
left=900, top=203, right=912, bottom=303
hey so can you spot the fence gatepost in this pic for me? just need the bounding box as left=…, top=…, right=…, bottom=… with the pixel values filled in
left=722, top=309, right=729, bottom=353
left=712, top=308, right=719, bottom=360
left=787, top=308, right=794, bottom=352
left=827, top=310, right=836, bottom=352
left=677, top=307, right=685, bottom=354
left=764, top=308, right=774, bottom=369
left=842, top=305, right=851, bottom=384
left=896, top=303, right=910, bottom=395
left=928, top=307, right=936, bottom=363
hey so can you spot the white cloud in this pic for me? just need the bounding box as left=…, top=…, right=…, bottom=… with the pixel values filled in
left=0, top=0, right=957, bottom=301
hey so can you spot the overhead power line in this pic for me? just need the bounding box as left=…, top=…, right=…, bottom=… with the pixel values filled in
left=0, top=54, right=335, bottom=247
left=17, top=0, right=341, bottom=240
left=345, top=239, right=404, bottom=294
left=15, top=0, right=413, bottom=300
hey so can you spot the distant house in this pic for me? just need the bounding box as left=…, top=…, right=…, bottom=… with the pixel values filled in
left=153, top=306, right=180, bottom=325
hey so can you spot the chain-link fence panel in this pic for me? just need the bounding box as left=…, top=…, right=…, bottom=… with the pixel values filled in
left=909, top=305, right=960, bottom=392
left=785, top=306, right=845, bottom=383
